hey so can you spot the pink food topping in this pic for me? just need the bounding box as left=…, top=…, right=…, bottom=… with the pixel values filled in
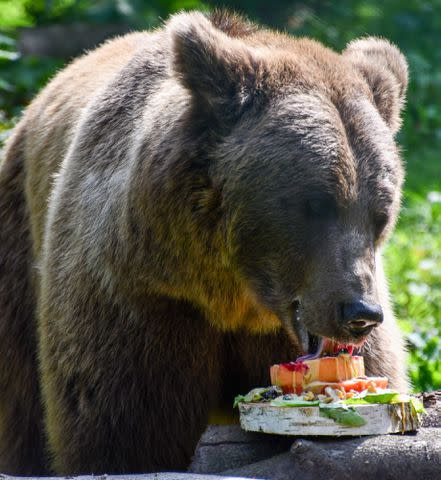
left=280, top=361, right=310, bottom=373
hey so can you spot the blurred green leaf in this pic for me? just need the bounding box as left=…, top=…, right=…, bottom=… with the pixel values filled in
left=0, top=49, right=19, bottom=60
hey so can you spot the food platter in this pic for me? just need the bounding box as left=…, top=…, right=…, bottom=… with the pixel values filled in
left=239, top=401, right=421, bottom=436
left=235, top=343, right=425, bottom=437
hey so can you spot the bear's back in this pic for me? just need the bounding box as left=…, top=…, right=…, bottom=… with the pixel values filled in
left=16, top=30, right=163, bottom=257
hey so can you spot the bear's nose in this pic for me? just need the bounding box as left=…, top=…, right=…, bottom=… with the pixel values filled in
left=340, top=300, right=383, bottom=334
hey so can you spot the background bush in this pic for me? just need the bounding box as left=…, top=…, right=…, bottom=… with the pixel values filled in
left=0, top=0, right=440, bottom=392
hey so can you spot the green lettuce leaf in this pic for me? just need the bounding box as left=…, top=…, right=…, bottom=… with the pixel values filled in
left=319, top=404, right=367, bottom=427
left=365, top=392, right=401, bottom=404
left=344, top=392, right=426, bottom=418
left=343, top=397, right=370, bottom=405
left=360, top=391, right=401, bottom=404
left=344, top=390, right=402, bottom=406
left=233, top=395, right=245, bottom=408
left=270, top=396, right=320, bottom=407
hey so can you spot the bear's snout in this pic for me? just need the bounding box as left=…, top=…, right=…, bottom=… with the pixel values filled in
left=338, top=300, right=384, bottom=337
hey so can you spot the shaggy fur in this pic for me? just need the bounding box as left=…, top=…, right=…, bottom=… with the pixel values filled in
left=0, top=10, right=408, bottom=474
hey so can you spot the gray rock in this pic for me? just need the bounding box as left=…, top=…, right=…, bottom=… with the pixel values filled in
left=189, top=425, right=292, bottom=473
left=0, top=475, right=258, bottom=480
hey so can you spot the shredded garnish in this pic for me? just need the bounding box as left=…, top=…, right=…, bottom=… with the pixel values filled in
left=401, top=402, right=406, bottom=434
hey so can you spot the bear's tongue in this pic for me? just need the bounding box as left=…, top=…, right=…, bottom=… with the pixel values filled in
left=296, top=335, right=324, bottom=361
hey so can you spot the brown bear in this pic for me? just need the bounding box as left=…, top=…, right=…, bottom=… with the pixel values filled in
left=0, top=10, right=408, bottom=475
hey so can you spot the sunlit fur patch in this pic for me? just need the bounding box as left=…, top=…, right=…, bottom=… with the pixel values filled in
left=203, top=282, right=282, bottom=333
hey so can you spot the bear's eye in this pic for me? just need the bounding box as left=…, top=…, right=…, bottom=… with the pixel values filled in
left=373, top=212, right=389, bottom=237
left=304, top=196, right=337, bottom=220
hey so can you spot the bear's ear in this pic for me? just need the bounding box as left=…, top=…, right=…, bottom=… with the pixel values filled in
left=166, top=12, right=264, bottom=128
left=343, top=37, right=408, bottom=133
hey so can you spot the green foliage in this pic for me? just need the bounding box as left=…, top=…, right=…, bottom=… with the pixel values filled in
left=0, top=1, right=440, bottom=392
left=0, top=31, right=63, bottom=125
left=385, top=190, right=441, bottom=391
left=0, top=0, right=208, bottom=28
left=0, top=0, right=32, bottom=28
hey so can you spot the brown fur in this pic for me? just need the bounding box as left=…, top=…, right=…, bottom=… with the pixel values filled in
left=0, top=10, right=408, bottom=474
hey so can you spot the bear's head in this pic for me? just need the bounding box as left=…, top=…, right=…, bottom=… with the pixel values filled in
left=166, top=11, right=407, bottom=354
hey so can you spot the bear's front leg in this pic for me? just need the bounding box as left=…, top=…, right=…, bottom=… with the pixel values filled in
left=38, top=290, right=222, bottom=475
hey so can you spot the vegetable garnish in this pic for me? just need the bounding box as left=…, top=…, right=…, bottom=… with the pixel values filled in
left=344, top=389, right=401, bottom=405
left=270, top=395, right=320, bottom=407
left=233, top=386, right=282, bottom=408
left=233, top=395, right=245, bottom=409
left=409, top=397, right=425, bottom=415
left=343, top=390, right=426, bottom=414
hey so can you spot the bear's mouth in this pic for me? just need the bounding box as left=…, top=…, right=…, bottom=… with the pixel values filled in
left=291, top=300, right=356, bottom=359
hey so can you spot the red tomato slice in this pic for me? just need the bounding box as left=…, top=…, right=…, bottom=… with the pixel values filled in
left=339, top=377, right=389, bottom=392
